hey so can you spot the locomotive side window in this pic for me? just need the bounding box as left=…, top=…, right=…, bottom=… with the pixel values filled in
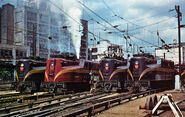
left=85, top=62, right=89, bottom=69
left=79, top=60, right=84, bottom=67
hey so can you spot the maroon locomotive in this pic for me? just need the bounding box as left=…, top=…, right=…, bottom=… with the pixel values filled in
left=126, top=53, right=176, bottom=92
left=43, top=58, right=99, bottom=92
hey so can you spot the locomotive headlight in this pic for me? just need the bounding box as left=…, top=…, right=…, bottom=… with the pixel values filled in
left=135, top=61, right=139, bottom=69
left=20, top=63, right=24, bottom=71
left=105, top=63, right=109, bottom=71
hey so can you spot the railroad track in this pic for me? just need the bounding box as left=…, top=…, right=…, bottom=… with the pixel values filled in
left=0, top=90, right=76, bottom=106
left=0, top=82, right=13, bottom=91
left=50, top=88, right=169, bottom=117
left=0, top=91, right=108, bottom=116
left=0, top=91, right=22, bottom=99
left=0, top=88, right=169, bottom=117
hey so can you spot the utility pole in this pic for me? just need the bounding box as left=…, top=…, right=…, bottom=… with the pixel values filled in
left=175, top=5, right=183, bottom=89
left=126, top=23, right=128, bottom=53
left=157, top=30, right=159, bottom=46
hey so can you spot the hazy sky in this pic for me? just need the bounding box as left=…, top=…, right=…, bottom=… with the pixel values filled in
left=1, top=0, right=185, bottom=55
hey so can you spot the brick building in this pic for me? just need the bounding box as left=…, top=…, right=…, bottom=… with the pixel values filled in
left=14, top=1, right=74, bottom=58
left=80, top=19, right=88, bottom=59
left=0, top=4, right=14, bottom=44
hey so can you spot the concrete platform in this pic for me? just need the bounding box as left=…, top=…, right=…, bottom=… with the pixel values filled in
left=95, top=90, right=185, bottom=117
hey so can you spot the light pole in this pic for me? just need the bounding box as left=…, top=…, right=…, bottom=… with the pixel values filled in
left=175, top=5, right=185, bottom=89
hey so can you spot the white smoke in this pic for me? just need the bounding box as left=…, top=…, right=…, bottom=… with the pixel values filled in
left=20, top=0, right=83, bottom=58
left=48, top=0, right=83, bottom=58
left=59, top=0, right=82, bottom=59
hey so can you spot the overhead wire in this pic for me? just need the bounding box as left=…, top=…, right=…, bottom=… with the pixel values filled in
left=47, top=0, right=109, bottom=42
left=101, top=0, right=177, bottom=49
left=78, top=0, right=151, bottom=52
left=101, top=0, right=175, bottom=35
left=77, top=0, right=125, bottom=33
left=130, top=9, right=175, bottom=22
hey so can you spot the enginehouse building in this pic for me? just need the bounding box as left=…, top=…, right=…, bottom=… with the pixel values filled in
left=155, top=43, right=185, bottom=65
left=88, top=40, right=124, bottom=62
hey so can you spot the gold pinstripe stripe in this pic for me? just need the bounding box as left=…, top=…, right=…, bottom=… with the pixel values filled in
left=54, top=67, right=99, bottom=81
left=109, top=68, right=128, bottom=81
left=181, top=71, right=185, bottom=76
left=127, top=69, right=134, bottom=81
left=139, top=67, right=176, bottom=80
left=23, top=69, right=45, bottom=82
left=99, top=70, right=104, bottom=81
left=45, top=71, right=49, bottom=82
left=16, top=72, right=19, bottom=81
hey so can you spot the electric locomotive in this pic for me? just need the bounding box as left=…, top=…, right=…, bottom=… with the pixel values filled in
left=12, top=58, right=46, bottom=93
left=98, top=57, right=129, bottom=92
left=126, top=53, right=176, bottom=92
left=44, top=58, right=99, bottom=92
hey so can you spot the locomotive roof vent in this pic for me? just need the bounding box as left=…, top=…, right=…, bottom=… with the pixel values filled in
left=50, top=52, right=77, bottom=61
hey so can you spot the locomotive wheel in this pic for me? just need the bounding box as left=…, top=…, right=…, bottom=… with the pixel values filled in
left=49, top=85, right=56, bottom=93
left=104, top=84, right=112, bottom=93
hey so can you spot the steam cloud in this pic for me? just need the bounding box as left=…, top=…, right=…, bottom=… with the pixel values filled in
left=22, top=0, right=83, bottom=58
left=49, top=0, right=83, bottom=58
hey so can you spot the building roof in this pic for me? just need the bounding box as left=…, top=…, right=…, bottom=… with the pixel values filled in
left=155, top=42, right=185, bottom=50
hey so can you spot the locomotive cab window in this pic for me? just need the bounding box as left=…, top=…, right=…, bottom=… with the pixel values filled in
left=79, top=60, right=84, bottom=67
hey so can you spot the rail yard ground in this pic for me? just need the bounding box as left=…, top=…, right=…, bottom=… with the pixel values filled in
left=1, top=89, right=185, bottom=117
left=96, top=90, right=185, bottom=117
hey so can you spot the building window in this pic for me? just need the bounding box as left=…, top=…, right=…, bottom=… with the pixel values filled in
left=92, top=48, right=98, bottom=52
left=92, top=55, right=97, bottom=59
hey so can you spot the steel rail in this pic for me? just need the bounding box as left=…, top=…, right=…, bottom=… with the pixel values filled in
left=60, top=88, right=168, bottom=117
left=0, top=91, right=104, bottom=116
